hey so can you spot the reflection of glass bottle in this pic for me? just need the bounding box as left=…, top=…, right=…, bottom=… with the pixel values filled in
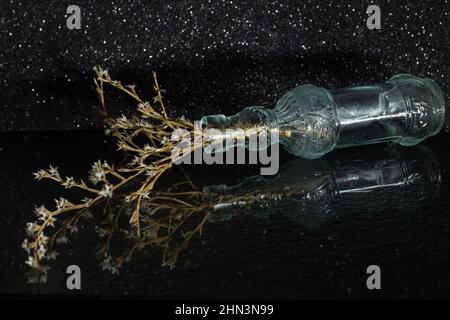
left=201, top=74, right=445, bottom=159
left=204, top=145, right=440, bottom=227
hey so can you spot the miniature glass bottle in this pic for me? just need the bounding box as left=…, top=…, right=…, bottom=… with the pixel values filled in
left=200, top=74, right=445, bottom=159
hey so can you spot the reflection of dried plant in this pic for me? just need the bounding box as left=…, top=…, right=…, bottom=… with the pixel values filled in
left=25, top=168, right=278, bottom=282
left=97, top=183, right=212, bottom=272
left=25, top=176, right=214, bottom=282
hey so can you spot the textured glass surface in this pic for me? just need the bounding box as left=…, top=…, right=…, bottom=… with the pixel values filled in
left=201, top=74, right=445, bottom=159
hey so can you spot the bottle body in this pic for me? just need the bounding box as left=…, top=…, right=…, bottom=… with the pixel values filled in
left=200, top=74, right=445, bottom=159
left=333, top=74, right=445, bottom=148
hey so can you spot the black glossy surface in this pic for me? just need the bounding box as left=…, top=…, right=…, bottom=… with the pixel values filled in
left=0, top=131, right=449, bottom=298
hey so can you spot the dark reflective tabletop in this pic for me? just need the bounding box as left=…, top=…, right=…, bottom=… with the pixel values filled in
left=1, top=131, right=449, bottom=298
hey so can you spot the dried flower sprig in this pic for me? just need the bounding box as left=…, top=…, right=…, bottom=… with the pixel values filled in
left=24, top=66, right=270, bottom=281
left=91, top=66, right=210, bottom=236
left=23, top=66, right=211, bottom=280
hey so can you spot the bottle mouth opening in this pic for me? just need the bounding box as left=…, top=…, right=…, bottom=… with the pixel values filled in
left=200, top=114, right=230, bottom=131
left=199, top=116, right=209, bottom=130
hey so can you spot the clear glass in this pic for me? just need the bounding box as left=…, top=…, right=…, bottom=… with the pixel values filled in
left=200, top=74, right=445, bottom=159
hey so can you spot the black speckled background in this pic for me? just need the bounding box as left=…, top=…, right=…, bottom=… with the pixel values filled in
left=1, top=0, right=450, bottom=299
left=0, top=0, right=449, bottom=132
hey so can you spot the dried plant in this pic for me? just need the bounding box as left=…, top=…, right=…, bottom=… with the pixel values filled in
left=24, top=66, right=207, bottom=281
left=23, top=66, right=272, bottom=283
